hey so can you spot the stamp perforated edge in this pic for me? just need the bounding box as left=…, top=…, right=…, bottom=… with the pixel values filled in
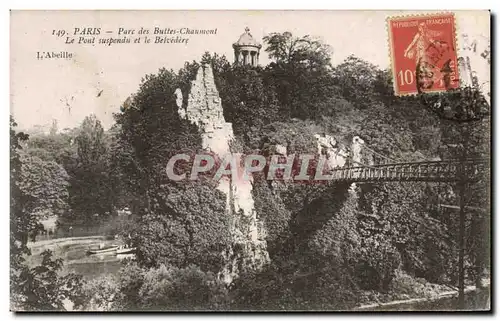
left=386, top=11, right=460, bottom=97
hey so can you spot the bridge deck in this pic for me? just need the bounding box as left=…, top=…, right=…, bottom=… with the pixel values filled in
left=327, top=159, right=489, bottom=183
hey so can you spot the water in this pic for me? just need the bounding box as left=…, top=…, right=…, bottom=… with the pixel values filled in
left=29, top=237, right=132, bottom=280
left=66, top=255, right=124, bottom=279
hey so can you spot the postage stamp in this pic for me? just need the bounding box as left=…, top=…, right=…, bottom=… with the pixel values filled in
left=387, top=13, right=460, bottom=95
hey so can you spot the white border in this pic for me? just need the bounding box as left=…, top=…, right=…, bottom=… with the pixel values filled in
left=2, top=1, right=497, bottom=320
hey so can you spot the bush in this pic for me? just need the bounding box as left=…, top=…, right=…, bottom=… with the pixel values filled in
left=355, top=235, right=401, bottom=292
left=231, top=261, right=359, bottom=311
left=132, top=182, right=231, bottom=272
left=79, top=275, right=119, bottom=311
left=389, top=269, right=448, bottom=300
left=82, top=262, right=229, bottom=311
left=138, top=264, right=229, bottom=310
left=11, top=250, right=85, bottom=311
left=114, top=262, right=146, bottom=310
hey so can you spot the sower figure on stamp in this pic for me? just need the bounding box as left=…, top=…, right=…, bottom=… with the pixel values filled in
left=404, top=22, right=443, bottom=62
left=404, top=22, right=455, bottom=92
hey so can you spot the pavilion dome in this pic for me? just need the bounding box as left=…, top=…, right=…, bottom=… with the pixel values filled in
left=234, top=27, right=262, bottom=48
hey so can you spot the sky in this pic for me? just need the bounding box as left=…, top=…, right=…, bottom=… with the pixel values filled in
left=10, top=10, right=490, bottom=131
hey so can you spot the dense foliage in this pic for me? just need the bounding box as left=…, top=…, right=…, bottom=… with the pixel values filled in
left=80, top=263, right=228, bottom=311
left=10, top=119, right=85, bottom=311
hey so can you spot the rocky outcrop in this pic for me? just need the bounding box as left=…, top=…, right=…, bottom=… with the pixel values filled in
left=314, top=133, right=349, bottom=169
left=313, top=134, right=365, bottom=194
left=176, top=64, right=269, bottom=284
left=313, top=133, right=365, bottom=167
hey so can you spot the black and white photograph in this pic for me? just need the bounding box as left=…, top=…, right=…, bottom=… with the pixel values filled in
left=9, top=9, right=491, bottom=312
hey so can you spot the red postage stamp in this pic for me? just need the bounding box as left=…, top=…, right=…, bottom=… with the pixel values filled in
left=387, top=13, right=460, bottom=95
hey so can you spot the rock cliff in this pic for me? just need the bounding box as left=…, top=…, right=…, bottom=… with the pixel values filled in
left=176, top=64, right=269, bottom=284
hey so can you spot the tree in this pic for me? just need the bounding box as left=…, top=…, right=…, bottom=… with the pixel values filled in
left=10, top=116, right=31, bottom=265
left=12, top=250, right=85, bottom=311
left=263, top=32, right=336, bottom=120
left=132, top=182, right=231, bottom=272
left=75, top=114, right=107, bottom=167
left=113, top=59, right=233, bottom=272
left=64, top=115, right=112, bottom=226
left=332, top=55, right=381, bottom=109
left=219, top=65, right=281, bottom=140
left=106, top=124, right=140, bottom=210
left=18, top=153, right=70, bottom=221
left=24, top=128, right=78, bottom=170
left=10, top=117, right=84, bottom=311
left=263, top=32, right=332, bottom=68
left=10, top=118, right=69, bottom=248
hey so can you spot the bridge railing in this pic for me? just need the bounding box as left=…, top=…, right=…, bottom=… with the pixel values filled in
left=328, top=159, right=489, bottom=183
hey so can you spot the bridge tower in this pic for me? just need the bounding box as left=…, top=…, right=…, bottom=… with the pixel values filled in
left=351, top=136, right=365, bottom=165
left=349, top=136, right=365, bottom=194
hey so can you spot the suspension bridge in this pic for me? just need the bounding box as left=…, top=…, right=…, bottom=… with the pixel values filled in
left=326, top=143, right=489, bottom=184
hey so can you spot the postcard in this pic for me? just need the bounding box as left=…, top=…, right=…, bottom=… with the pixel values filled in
left=10, top=10, right=491, bottom=312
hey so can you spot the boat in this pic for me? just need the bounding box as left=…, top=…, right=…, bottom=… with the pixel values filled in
left=116, top=245, right=136, bottom=255
left=87, top=245, right=119, bottom=255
